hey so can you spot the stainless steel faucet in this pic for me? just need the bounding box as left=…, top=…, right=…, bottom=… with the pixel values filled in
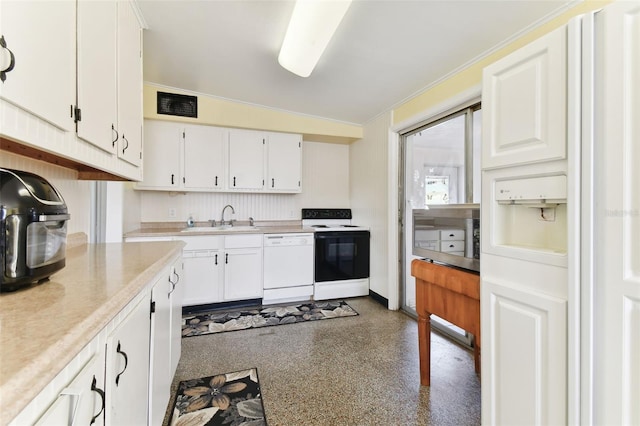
left=221, top=204, right=235, bottom=226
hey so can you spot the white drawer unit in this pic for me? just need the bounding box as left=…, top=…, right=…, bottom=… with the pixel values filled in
left=414, top=227, right=466, bottom=255
left=440, top=240, right=465, bottom=252
left=440, top=229, right=466, bottom=241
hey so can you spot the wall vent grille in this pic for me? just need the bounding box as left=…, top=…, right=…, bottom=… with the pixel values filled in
left=157, top=92, right=198, bottom=118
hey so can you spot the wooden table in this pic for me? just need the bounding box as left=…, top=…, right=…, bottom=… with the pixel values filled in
left=411, top=258, right=480, bottom=386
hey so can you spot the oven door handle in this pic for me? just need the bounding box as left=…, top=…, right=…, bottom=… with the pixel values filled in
left=37, top=214, right=71, bottom=222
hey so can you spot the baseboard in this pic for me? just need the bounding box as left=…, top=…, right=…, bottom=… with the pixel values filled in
left=182, top=298, right=262, bottom=315
left=369, top=290, right=388, bottom=308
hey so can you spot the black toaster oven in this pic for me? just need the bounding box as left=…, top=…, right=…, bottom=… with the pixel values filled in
left=0, top=168, right=70, bottom=291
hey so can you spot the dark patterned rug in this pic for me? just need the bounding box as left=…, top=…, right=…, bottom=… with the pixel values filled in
left=182, top=300, right=358, bottom=338
left=170, top=368, right=265, bottom=426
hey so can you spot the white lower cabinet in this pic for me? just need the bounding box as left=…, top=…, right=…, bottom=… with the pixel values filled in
left=169, top=260, right=184, bottom=375
left=223, top=235, right=263, bottom=301
left=149, top=272, right=172, bottom=426
left=105, top=295, right=151, bottom=425
left=180, top=234, right=263, bottom=306
left=181, top=236, right=224, bottom=305
left=11, top=252, right=183, bottom=426
left=35, top=350, right=106, bottom=425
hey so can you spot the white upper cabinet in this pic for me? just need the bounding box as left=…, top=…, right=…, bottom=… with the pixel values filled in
left=139, top=120, right=182, bottom=189
left=228, top=128, right=265, bottom=191
left=183, top=124, right=226, bottom=191
left=77, top=0, right=143, bottom=162
left=76, top=0, right=118, bottom=153
left=138, top=121, right=303, bottom=193
left=116, top=1, right=143, bottom=167
left=0, top=1, right=75, bottom=132
left=482, top=26, right=567, bottom=170
left=266, top=132, right=302, bottom=192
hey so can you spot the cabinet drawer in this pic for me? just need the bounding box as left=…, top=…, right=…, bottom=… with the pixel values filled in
left=440, top=240, right=465, bottom=252
left=225, top=234, right=262, bottom=249
left=440, top=229, right=465, bottom=241
left=415, top=229, right=439, bottom=241
left=178, top=236, right=223, bottom=251
left=416, top=240, right=438, bottom=250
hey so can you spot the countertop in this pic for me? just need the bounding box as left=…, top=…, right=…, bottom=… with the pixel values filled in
left=125, top=220, right=316, bottom=238
left=0, top=240, right=185, bottom=424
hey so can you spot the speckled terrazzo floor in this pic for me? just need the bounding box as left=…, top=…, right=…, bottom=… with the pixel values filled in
left=164, top=296, right=481, bottom=426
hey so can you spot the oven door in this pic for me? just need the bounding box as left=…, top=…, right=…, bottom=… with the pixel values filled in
left=314, top=231, right=370, bottom=282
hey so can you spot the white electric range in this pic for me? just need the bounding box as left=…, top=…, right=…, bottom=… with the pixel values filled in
left=302, top=209, right=370, bottom=300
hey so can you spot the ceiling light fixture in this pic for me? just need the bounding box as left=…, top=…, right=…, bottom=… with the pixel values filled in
left=278, top=0, right=352, bottom=78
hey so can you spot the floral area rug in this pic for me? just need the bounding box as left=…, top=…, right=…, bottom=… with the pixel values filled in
left=182, top=300, right=358, bottom=338
left=170, top=368, right=265, bottom=426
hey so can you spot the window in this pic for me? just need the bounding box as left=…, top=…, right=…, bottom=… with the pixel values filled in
left=404, top=104, right=481, bottom=208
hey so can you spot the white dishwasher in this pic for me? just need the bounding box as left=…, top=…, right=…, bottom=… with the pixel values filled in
left=263, top=233, right=314, bottom=305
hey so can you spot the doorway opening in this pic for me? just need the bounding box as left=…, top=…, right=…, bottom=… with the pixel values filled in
left=399, top=103, right=481, bottom=346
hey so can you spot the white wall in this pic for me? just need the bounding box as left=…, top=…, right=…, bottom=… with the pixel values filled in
left=138, top=141, right=350, bottom=223
left=349, top=112, right=392, bottom=302
left=0, top=152, right=92, bottom=236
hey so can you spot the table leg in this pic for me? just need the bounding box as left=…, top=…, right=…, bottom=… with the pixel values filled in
left=418, top=313, right=431, bottom=386
left=472, top=335, right=481, bottom=378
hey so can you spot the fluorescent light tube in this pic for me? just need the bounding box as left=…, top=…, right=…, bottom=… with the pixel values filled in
left=278, top=0, right=352, bottom=78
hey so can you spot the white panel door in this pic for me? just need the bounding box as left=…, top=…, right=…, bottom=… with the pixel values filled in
left=105, top=296, right=150, bottom=425
left=482, top=26, right=566, bottom=169
left=116, top=1, right=143, bottom=166
left=182, top=251, right=223, bottom=305
left=35, top=352, right=106, bottom=425
left=77, top=0, right=117, bottom=153
left=169, top=260, right=184, bottom=376
left=149, top=277, right=172, bottom=426
left=482, top=279, right=567, bottom=425
left=139, top=120, right=182, bottom=189
left=183, top=124, right=226, bottom=190
left=223, top=249, right=263, bottom=301
left=0, top=1, right=75, bottom=132
left=592, top=2, right=640, bottom=424
left=228, top=128, right=265, bottom=190
left=267, top=132, right=302, bottom=192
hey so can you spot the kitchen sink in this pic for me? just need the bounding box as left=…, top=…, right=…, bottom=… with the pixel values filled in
left=180, top=226, right=259, bottom=233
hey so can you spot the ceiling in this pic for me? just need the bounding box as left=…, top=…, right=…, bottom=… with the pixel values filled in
left=138, top=0, right=575, bottom=126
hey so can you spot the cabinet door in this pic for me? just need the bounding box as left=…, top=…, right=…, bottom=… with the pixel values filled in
left=149, top=276, right=172, bottom=426
left=482, top=26, right=566, bottom=170
left=139, top=120, right=182, bottom=189
left=35, top=352, right=107, bottom=426
left=592, top=2, right=640, bottom=424
left=183, top=124, right=226, bottom=190
left=223, top=248, right=263, bottom=301
left=169, top=260, right=184, bottom=376
left=228, top=128, right=265, bottom=190
left=116, top=1, right=142, bottom=167
left=481, top=278, right=567, bottom=425
left=267, top=132, right=302, bottom=192
left=105, top=296, right=150, bottom=425
left=77, top=0, right=118, bottom=153
left=0, top=1, right=75, bottom=132
left=182, top=251, right=223, bottom=305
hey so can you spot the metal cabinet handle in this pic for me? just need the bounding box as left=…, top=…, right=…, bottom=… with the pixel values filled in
left=90, top=375, right=105, bottom=425
left=215, top=176, right=218, bottom=186
left=225, top=253, right=228, bottom=264
left=233, top=176, right=236, bottom=187
left=115, top=341, right=128, bottom=386
left=111, top=124, right=119, bottom=147
left=122, top=134, right=129, bottom=154
left=215, top=254, right=218, bottom=265
left=171, top=174, right=175, bottom=185
left=0, top=35, right=16, bottom=82
left=168, top=268, right=180, bottom=295
left=271, top=178, right=275, bottom=188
